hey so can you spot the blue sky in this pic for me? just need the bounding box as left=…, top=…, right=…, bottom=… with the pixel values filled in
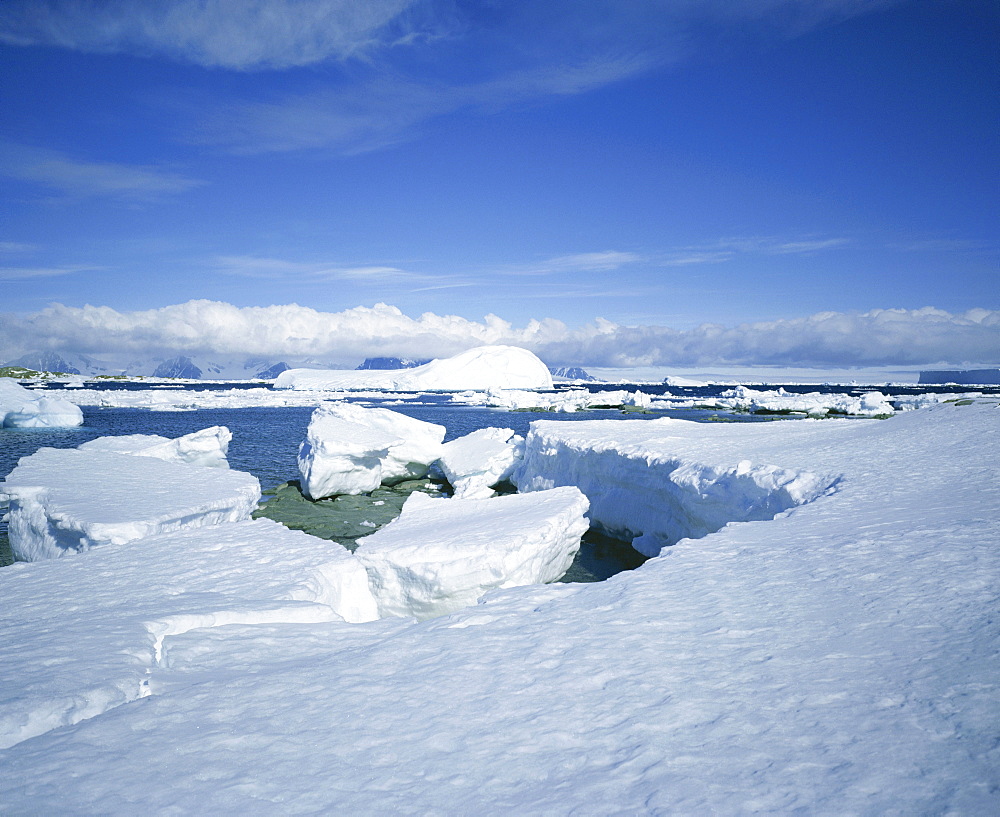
left=0, top=0, right=997, bottom=367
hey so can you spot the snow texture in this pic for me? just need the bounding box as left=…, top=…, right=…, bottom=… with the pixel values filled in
left=297, top=402, right=446, bottom=499
left=354, top=487, right=588, bottom=619
left=0, top=518, right=377, bottom=749
left=514, top=416, right=841, bottom=556
left=79, top=425, right=233, bottom=468
left=437, top=426, right=523, bottom=499
left=0, top=401, right=997, bottom=815
left=275, top=345, right=554, bottom=391
left=1, top=447, right=260, bottom=561
left=0, top=378, right=83, bottom=428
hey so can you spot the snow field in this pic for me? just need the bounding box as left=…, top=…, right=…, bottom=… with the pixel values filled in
left=0, top=401, right=996, bottom=813
left=0, top=517, right=379, bottom=749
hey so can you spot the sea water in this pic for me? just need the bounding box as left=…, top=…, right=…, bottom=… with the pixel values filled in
left=7, top=382, right=969, bottom=573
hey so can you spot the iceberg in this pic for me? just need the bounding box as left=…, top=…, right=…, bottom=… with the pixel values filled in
left=355, top=487, right=589, bottom=619
left=298, top=402, right=446, bottom=499
left=1, top=447, right=261, bottom=561
left=275, top=345, right=554, bottom=391
left=0, top=378, right=84, bottom=428
left=78, top=426, right=233, bottom=468
left=437, top=426, right=523, bottom=499
left=0, top=518, right=377, bottom=749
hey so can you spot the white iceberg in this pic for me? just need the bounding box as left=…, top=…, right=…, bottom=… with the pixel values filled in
left=0, top=518, right=377, bottom=749
left=437, top=426, right=523, bottom=499
left=452, top=386, right=652, bottom=412
left=275, top=345, right=554, bottom=391
left=78, top=426, right=232, bottom=468
left=355, top=487, right=588, bottom=619
left=1, top=447, right=261, bottom=561
left=0, top=379, right=84, bottom=428
left=298, top=402, right=446, bottom=499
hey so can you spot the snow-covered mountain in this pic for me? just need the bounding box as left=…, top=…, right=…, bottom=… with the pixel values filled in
left=3, top=352, right=322, bottom=380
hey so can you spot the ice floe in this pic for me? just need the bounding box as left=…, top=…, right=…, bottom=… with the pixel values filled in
left=276, top=345, right=553, bottom=391
left=1, top=447, right=260, bottom=561
left=436, top=426, right=523, bottom=499
left=78, top=425, right=232, bottom=468
left=297, top=402, right=446, bottom=499
left=0, top=378, right=84, bottom=428
left=355, top=487, right=589, bottom=619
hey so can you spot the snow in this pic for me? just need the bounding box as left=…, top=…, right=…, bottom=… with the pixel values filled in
left=0, top=400, right=998, bottom=814
left=0, top=378, right=83, bottom=428
left=436, top=426, right=523, bottom=498
left=1, top=447, right=261, bottom=561
left=78, top=425, right=232, bottom=468
left=515, top=415, right=841, bottom=555
left=275, top=345, right=554, bottom=391
left=0, top=518, right=377, bottom=749
left=354, top=487, right=588, bottom=619
left=297, top=402, right=446, bottom=499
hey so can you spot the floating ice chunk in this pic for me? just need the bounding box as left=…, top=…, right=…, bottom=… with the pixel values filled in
left=355, top=487, right=589, bottom=620
left=1, top=448, right=261, bottom=561
left=79, top=426, right=232, bottom=468
left=0, top=518, right=377, bottom=749
left=710, top=386, right=894, bottom=417
left=0, top=379, right=84, bottom=428
left=298, top=402, right=446, bottom=499
left=275, top=345, right=554, bottom=391
left=452, top=387, right=652, bottom=412
left=437, top=427, right=523, bottom=499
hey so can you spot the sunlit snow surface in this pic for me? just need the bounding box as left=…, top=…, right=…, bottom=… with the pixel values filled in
left=0, top=397, right=998, bottom=813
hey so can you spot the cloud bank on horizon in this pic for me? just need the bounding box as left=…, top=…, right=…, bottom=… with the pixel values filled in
left=2, top=301, right=997, bottom=369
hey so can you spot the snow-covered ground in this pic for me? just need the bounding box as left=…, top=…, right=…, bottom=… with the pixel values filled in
left=0, top=400, right=997, bottom=813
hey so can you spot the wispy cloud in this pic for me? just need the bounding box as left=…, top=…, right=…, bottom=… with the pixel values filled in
left=0, top=0, right=424, bottom=70
left=659, top=235, right=851, bottom=267
left=213, top=254, right=416, bottom=282
left=0, top=142, right=204, bottom=201
left=0, top=241, right=37, bottom=254
left=503, top=250, right=644, bottom=277
left=0, top=264, right=98, bottom=281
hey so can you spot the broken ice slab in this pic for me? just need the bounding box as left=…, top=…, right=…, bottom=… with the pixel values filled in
left=437, top=426, right=523, bottom=499
left=1, top=447, right=261, bottom=561
left=297, top=401, right=445, bottom=499
left=355, top=487, right=589, bottom=620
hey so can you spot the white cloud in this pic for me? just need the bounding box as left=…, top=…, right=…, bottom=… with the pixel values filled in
left=0, top=242, right=37, bottom=254
left=213, top=255, right=415, bottom=282
left=0, top=143, right=203, bottom=200
left=503, top=251, right=644, bottom=277
left=0, top=0, right=423, bottom=70
left=0, top=265, right=98, bottom=281
left=2, top=300, right=997, bottom=369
